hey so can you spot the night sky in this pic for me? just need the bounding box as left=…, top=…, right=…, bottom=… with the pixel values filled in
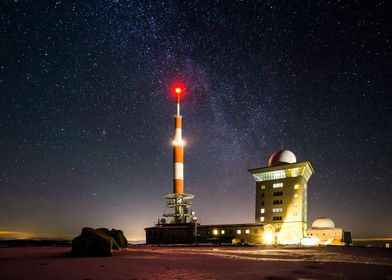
left=1, top=1, right=391, bottom=241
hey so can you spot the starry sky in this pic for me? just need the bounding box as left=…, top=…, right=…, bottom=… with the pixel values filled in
left=1, top=1, right=391, bottom=240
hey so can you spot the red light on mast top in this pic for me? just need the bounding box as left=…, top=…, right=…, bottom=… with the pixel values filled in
left=172, top=82, right=185, bottom=115
left=172, top=83, right=185, bottom=98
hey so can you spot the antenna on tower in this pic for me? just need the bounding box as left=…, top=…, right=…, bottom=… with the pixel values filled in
left=162, top=82, right=194, bottom=224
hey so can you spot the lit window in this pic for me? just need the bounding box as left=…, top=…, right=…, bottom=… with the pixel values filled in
left=245, top=229, right=250, bottom=234
left=213, top=229, right=218, bottom=235
left=237, top=229, right=241, bottom=234
left=286, top=167, right=302, bottom=177
left=294, top=194, right=298, bottom=198
left=221, top=230, right=225, bottom=234
left=254, top=170, right=286, bottom=181
left=260, top=208, right=265, bottom=214
left=252, top=167, right=304, bottom=182
left=294, top=202, right=298, bottom=207
left=273, top=182, right=283, bottom=188
left=294, top=184, right=299, bottom=189
left=273, top=208, right=283, bottom=213
left=261, top=185, right=266, bottom=189
left=260, top=216, right=265, bottom=222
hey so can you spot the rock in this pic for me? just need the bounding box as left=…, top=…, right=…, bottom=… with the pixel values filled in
left=96, top=228, right=128, bottom=248
left=110, top=229, right=128, bottom=248
left=71, top=227, right=121, bottom=257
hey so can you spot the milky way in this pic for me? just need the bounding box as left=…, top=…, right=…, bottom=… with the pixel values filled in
left=1, top=1, right=391, bottom=239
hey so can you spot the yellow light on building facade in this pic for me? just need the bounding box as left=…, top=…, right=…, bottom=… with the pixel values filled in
left=263, top=232, right=274, bottom=244
left=301, top=237, right=320, bottom=246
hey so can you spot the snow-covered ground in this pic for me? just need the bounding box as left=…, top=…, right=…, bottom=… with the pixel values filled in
left=0, top=245, right=391, bottom=279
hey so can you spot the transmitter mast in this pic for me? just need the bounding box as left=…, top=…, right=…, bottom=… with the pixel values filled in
left=162, top=83, right=194, bottom=224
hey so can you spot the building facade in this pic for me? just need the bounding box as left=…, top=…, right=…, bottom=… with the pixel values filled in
left=307, top=217, right=352, bottom=245
left=249, top=150, right=314, bottom=244
left=145, top=223, right=276, bottom=245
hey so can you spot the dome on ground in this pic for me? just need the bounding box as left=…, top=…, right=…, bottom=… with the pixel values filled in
left=268, top=149, right=297, bottom=167
left=311, top=217, right=335, bottom=229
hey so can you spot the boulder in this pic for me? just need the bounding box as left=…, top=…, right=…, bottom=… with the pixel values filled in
left=110, top=229, right=128, bottom=248
left=96, top=228, right=128, bottom=248
left=71, top=227, right=121, bottom=257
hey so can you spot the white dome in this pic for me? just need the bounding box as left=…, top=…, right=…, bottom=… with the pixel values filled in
left=268, top=150, right=297, bottom=167
left=312, top=217, right=335, bottom=229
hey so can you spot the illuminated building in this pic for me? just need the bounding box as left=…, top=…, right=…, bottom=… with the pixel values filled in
left=307, top=217, right=352, bottom=245
left=146, top=223, right=276, bottom=245
left=249, top=150, right=314, bottom=244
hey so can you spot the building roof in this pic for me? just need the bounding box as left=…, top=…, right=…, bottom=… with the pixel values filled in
left=145, top=223, right=265, bottom=230
left=248, top=161, right=315, bottom=182
left=268, top=149, right=297, bottom=167
left=249, top=161, right=314, bottom=174
left=144, top=224, right=193, bottom=230
left=311, top=217, right=335, bottom=229
left=197, top=223, right=264, bottom=229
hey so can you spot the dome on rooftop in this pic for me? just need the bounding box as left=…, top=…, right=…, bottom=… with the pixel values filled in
left=311, top=217, right=335, bottom=229
left=268, top=149, right=297, bottom=167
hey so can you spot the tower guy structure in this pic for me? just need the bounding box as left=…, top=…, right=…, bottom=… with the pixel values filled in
left=162, top=84, right=194, bottom=224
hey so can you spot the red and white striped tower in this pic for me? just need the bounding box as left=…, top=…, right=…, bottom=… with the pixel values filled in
left=173, top=88, right=184, bottom=194
left=162, top=83, right=194, bottom=224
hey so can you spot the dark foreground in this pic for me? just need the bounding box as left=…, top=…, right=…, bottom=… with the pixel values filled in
left=0, top=245, right=391, bottom=279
